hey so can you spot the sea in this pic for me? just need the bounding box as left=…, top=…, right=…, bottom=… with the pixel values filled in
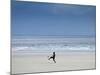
left=11, top=36, right=96, bottom=55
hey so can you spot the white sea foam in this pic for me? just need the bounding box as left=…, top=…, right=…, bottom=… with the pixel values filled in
left=12, top=37, right=95, bottom=54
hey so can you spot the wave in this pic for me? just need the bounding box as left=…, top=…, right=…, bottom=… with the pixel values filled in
left=12, top=44, right=95, bottom=52
left=12, top=37, right=95, bottom=53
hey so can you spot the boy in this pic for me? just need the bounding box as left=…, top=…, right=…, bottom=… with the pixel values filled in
left=48, top=52, right=56, bottom=63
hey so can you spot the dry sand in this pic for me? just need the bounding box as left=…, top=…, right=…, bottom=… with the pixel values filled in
left=11, top=52, right=95, bottom=74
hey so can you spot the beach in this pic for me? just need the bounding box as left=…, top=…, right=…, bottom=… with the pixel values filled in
left=11, top=1, right=96, bottom=74
left=11, top=51, right=95, bottom=74
left=11, top=37, right=96, bottom=74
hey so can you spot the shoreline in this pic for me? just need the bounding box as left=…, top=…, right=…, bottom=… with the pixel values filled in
left=12, top=50, right=95, bottom=56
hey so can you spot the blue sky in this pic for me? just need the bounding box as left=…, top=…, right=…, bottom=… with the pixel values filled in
left=11, top=1, right=96, bottom=37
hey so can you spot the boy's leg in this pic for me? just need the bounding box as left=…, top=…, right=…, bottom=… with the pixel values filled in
left=48, top=56, right=52, bottom=60
left=53, top=58, right=56, bottom=63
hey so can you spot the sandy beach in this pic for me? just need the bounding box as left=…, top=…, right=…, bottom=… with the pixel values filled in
left=11, top=1, right=96, bottom=74
left=11, top=51, right=95, bottom=74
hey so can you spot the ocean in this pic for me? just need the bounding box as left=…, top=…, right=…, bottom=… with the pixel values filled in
left=11, top=36, right=96, bottom=55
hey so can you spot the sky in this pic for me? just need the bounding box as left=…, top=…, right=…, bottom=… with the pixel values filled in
left=11, top=1, right=96, bottom=37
